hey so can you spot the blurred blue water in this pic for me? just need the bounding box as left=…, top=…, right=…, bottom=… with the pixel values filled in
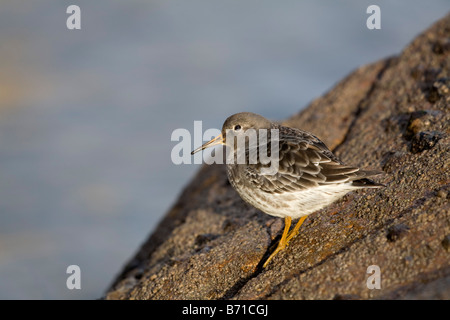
left=0, top=1, right=447, bottom=299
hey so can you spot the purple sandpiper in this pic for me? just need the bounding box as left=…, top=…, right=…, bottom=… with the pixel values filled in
left=191, top=112, right=384, bottom=268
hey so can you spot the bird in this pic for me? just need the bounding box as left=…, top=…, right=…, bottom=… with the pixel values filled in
left=191, top=112, right=384, bottom=268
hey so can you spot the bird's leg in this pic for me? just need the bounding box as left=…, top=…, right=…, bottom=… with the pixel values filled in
left=286, top=216, right=307, bottom=243
left=263, top=216, right=292, bottom=268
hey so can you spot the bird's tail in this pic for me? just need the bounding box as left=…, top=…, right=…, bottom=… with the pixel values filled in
left=351, top=170, right=386, bottom=188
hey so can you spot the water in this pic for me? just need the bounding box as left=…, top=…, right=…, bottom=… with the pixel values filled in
left=0, top=1, right=447, bottom=299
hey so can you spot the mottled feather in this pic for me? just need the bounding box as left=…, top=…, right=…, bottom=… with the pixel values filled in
left=236, top=124, right=382, bottom=195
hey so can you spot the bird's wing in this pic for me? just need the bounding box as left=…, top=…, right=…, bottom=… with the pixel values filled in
left=244, top=128, right=370, bottom=194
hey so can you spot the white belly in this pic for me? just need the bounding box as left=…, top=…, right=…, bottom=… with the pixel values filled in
left=235, top=184, right=357, bottom=219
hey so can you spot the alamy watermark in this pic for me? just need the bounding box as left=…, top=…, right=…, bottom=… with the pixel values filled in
left=366, top=265, right=381, bottom=289
left=66, top=265, right=81, bottom=290
left=66, top=5, right=379, bottom=31
left=66, top=5, right=81, bottom=30
left=366, top=5, right=381, bottom=30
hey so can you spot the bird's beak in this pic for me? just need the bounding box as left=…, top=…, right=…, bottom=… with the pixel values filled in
left=191, top=133, right=224, bottom=155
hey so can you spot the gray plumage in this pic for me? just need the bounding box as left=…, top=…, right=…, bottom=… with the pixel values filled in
left=221, top=112, right=384, bottom=218
left=191, top=112, right=384, bottom=267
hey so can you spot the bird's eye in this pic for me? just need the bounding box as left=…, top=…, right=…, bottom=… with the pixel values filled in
left=234, top=125, right=241, bottom=131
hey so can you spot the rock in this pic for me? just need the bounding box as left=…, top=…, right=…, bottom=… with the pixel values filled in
left=105, top=14, right=450, bottom=300
left=410, top=130, right=444, bottom=153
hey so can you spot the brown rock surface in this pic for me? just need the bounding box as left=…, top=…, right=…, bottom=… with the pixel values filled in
left=105, top=15, right=450, bottom=300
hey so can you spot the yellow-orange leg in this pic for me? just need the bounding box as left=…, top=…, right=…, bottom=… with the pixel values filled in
left=263, top=216, right=308, bottom=268
left=286, top=216, right=307, bottom=243
left=263, top=216, right=292, bottom=268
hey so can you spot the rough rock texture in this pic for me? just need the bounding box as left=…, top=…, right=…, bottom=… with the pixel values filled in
left=105, top=15, right=450, bottom=300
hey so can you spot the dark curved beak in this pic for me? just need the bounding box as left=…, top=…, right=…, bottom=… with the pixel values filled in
left=191, top=133, right=224, bottom=155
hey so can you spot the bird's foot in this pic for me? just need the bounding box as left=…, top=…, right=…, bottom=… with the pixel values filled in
left=263, top=238, right=286, bottom=268
left=262, top=216, right=307, bottom=268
